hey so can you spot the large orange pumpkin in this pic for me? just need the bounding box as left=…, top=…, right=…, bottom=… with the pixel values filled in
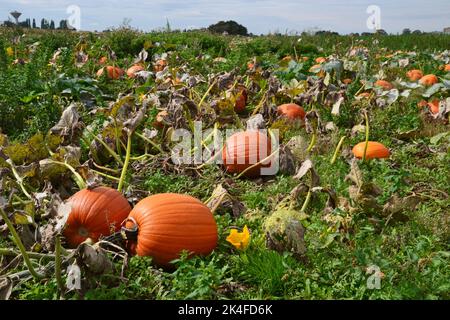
left=127, top=64, right=145, bottom=78
left=96, top=66, right=124, bottom=80
left=406, top=69, right=423, bottom=81
left=352, top=141, right=390, bottom=159
left=125, top=193, right=218, bottom=267
left=374, top=80, right=394, bottom=90
left=419, top=74, right=438, bottom=86
left=277, top=103, right=306, bottom=121
left=222, top=131, right=272, bottom=177
left=63, top=187, right=131, bottom=247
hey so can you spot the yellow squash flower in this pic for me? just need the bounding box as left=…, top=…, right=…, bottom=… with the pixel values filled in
left=226, top=225, right=250, bottom=250
left=6, top=47, right=14, bottom=57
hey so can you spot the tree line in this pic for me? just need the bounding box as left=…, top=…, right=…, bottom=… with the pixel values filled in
left=2, top=18, right=71, bottom=30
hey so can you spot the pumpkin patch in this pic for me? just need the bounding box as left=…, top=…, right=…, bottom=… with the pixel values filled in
left=0, top=17, right=449, bottom=301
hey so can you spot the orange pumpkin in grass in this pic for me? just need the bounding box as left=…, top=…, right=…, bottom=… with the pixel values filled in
left=406, top=69, right=423, bottom=81
left=234, top=87, right=248, bottom=113
left=352, top=142, right=390, bottom=160
left=98, top=56, right=108, bottom=64
left=222, top=131, right=272, bottom=177
left=427, top=99, right=440, bottom=114
left=127, top=64, right=145, bottom=78
left=63, top=187, right=132, bottom=247
left=357, top=92, right=372, bottom=99
left=96, top=66, right=124, bottom=79
left=343, top=78, right=353, bottom=85
left=309, top=64, right=322, bottom=72
left=154, top=59, right=167, bottom=72
left=277, top=103, right=306, bottom=121
left=125, top=193, right=218, bottom=267
left=444, top=64, right=450, bottom=72
left=417, top=100, right=428, bottom=108
left=419, top=74, right=438, bottom=86
left=315, top=57, right=326, bottom=64
left=374, top=80, right=394, bottom=90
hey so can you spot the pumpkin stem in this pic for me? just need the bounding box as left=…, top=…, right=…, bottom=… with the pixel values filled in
left=362, top=110, right=370, bottom=162
left=117, top=133, right=132, bottom=192
left=330, top=136, right=346, bottom=164
left=6, top=159, right=32, bottom=200
left=85, top=128, right=124, bottom=166
left=306, top=130, right=317, bottom=153
left=55, top=234, right=65, bottom=299
left=300, top=171, right=313, bottom=213
left=198, top=79, right=217, bottom=110
left=135, top=131, right=163, bottom=153
left=0, top=207, right=45, bottom=279
left=44, top=160, right=87, bottom=190
left=251, top=90, right=268, bottom=116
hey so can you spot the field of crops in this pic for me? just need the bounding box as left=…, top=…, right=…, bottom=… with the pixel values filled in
left=0, top=27, right=449, bottom=300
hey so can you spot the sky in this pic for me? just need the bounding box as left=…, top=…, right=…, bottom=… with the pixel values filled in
left=1, top=0, right=450, bottom=34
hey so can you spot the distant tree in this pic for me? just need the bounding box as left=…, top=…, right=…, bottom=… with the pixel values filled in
left=315, top=30, right=339, bottom=36
left=375, top=29, right=388, bottom=35
left=402, top=28, right=411, bottom=35
left=50, top=20, right=55, bottom=29
left=59, top=19, right=68, bottom=29
left=412, top=29, right=422, bottom=35
left=208, top=20, right=248, bottom=36
left=32, top=18, right=36, bottom=28
left=41, top=18, right=46, bottom=29
left=361, top=32, right=373, bottom=37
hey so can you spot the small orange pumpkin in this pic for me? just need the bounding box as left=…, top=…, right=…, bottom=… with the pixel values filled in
left=352, top=141, right=390, bottom=159
left=154, top=59, right=167, bottom=72
left=357, top=92, right=371, bottom=99
left=153, top=110, right=169, bottom=129
left=374, top=80, right=394, bottom=90
left=277, top=103, right=306, bottom=121
left=417, top=100, right=428, bottom=108
left=234, top=87, right=248, bottom=113
left=406, top=69, right=423, bottom=81
left=419, top=74, right=438, bottom=86
left=222, top=131, right=272, bottom=177
left=96, top=66, right=124, bottom=80
left=125, top=193, right=218, bottom=267
left=427, top=99, right=440, bottom=114
left=63, top=187, right=131, bottom=247
left=98, top=56, right=108, bottom=65
left=315, top=57, right=326, bottom=64
left=444, top=64, right=450, bottom=72
left=343, top=78, right=353, bottom=85
left=309, top=64, right=322, bottom=72
left=127, top=64, right=145, bottom=78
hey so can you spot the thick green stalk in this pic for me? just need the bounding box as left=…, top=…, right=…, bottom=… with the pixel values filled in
left=363, top=111, right=370, bottom=162
left=135, top=132, right=163, bottom=153
left=0, top=207, right=45, bottom=279
left=55, top=235, right=64, bottom=298
left=6, top=159, right=32, bottom=200
left=85, top=128, right=124, bottom=166
left=330, top=136, right=346, bottom=164
left=46, top=160, right=87, bottom=190
left=117, top=133, right=132, bottom=192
